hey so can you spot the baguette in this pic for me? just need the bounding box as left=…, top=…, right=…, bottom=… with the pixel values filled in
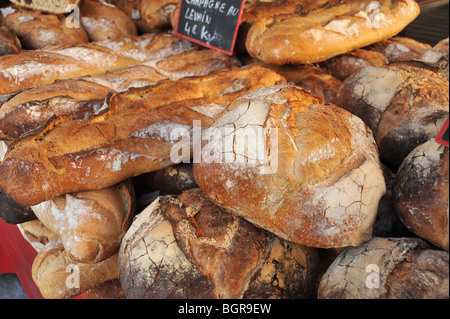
left=245, top=0, right=420, bottom=64
left=0, top=48, right=240, bottom=142
left=0, top=65, right=286, bottom=207
left=0, top=32, right=194, bottom=95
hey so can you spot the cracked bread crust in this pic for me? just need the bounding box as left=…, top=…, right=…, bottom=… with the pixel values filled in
left=193, top=83, right=386, bottom=248
left=318, top=237, right=449, bottom=299
left=119, top=188, right=318, bottom=299
left=336, top=61, right=449, bottom=170
left=393, top=140, right=449, bottom=251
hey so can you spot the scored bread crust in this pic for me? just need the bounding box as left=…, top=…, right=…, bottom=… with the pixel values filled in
left=0, top=65, right=286, bottom=207
left=0, top=32, right=194, bottom=95
left=245, top=0, right=420, bottom=64
left=193, top=83, right=386, bottom=248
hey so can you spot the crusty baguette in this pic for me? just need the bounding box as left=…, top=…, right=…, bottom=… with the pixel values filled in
left=9, top=0, right=81, bottom=15
left=1, top=6, right=89, bottom=50
left=0, top=31, right=194, bottom=95
left=0, top=65, right=286, bottom=207
left=0, top=48, right=240, bottom=142
left=245, top=0, right=420, bottom=64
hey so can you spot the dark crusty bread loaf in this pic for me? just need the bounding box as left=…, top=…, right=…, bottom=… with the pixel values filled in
left=393, top=139, right=449, bottom=251
left=245, top=0, right=420, bottom=64
left=119, top=188, right=319, bottom=299
left=1, top=6, right=89, bottom=50
left=193, top=83, right=386, bottom=248
left=111, top=0, right=178, bottom=33
left=0, top=24, right=21, bottom=56
left=369, top=36, right=432, bottom=62
left=0, top=32, right=194, bottom=95
left=336, top=60, right=449, bottom=170
left=0, top=65, right=285, bottom=208
left=318, top=237, right=449, bottom=299
left=321, top=48, right=388, bottom=81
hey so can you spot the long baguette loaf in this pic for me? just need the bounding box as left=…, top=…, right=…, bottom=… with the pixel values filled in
left=0, top=48, right=240, bottom=142
left=0, top=65, right=286, bottom=207
left=245, top=0, right=420, bottom=64
left=0, top=31, right=194, bottom=95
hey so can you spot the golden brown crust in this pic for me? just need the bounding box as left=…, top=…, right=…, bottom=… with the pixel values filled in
left=0, top=65, right=286, bottom=207
left=80, top=0, right=138, bottom=42
left=1, top=6, right=89, bottom=50
left=0, top=24, right=21, bottom=56
left=193, top=83, right=386, bottom=248
left=0, top=32, right=194, bottom=95
left=9, top=0, right=80, bottom=14
left=31, top=180, right=136, bottom=263
left=32, top=236, right=120, bottom=299
left=369, top=36, right=432, bottom=62
left=245, top=0, right=421, bottom=64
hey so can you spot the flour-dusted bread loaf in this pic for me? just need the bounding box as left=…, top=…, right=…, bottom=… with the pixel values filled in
left=0, top=48, right=240, bottom=142
left=32, top=236, right=119, bottom=299
left=393, top=139, right=449, bottom=251
left=9, top=0, right=80, bottom=14
left=0, top=6, right=89, bottom=50
left=0, top=65, right=286, bottom=209
left=369, top=36, right=432, bottom=62
left=318, top=237, right=449, bottom=299
left=31, top=180, right=135, bottom=263
left=320, top=48, right=388, bottom=81
left=421, top=37, right=449, bottom=80
left=336, top=60, right=449, bottom=170
left=245, top=0, right=420, bottom=65
left=111, top=0, right=178, bottom=33
left=80, top=0, right=138, bottom=42
left=0, top=32, right=194, bottom=95
left=119, top=188, right=319, bottom=299
left=193, top=83, right=386, bottom=248
left=0, top=24, right=21, bottom=56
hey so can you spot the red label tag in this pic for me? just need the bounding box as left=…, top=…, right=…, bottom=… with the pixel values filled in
left=175, top=0, right=245, bottom=55
left=435, top=117, right=449, bottom=147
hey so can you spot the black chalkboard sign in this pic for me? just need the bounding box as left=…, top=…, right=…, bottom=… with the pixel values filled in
left=435, top=117, right=449, bottom=147
left=175, top=0, right=245, bottom=55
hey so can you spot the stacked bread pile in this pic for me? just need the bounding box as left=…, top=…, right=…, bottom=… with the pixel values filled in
left=0, top=0, right=448, bottom=299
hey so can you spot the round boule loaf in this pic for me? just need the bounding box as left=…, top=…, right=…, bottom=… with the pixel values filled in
left=119, top=188, right=319, bottom=299
left=393, top=139, right=449, bottom=251
left=318, top=237, right=449, bottom=299
left=336, top=60, right=449, bottom=171
left=193, top=83, right=386, bottom=248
